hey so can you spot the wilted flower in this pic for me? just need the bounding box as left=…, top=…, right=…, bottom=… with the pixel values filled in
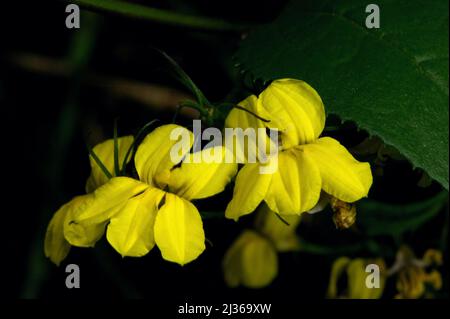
left=327, top=257, right=386, bottom=299
left=388, top=246, right=443, bottom=299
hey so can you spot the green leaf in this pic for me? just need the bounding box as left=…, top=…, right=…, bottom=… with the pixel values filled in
left=235, top=0, right=449, bottom=189
left=357, top=191, right=448, bottom=236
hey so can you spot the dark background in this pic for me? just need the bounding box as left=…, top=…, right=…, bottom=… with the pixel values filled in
left=1, top=0, right=447, bottom=302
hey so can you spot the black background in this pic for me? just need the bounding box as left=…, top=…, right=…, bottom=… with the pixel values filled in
left=1, top=0, right=447, bottom=305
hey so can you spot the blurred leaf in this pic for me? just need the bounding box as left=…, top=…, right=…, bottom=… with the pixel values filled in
left=71, top=0, right=247, bottom=31
left=297, top=236, right=399, bottom=257
left=298, top=239, right=363, bottom=255
left=236, top=0, right=449, bottom=189
left=357, top=191, right=448, bottom=236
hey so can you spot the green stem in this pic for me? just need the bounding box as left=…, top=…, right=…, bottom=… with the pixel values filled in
left=87, top=144, right=113, bottom=179
left=69, top=0, right=249, bottom=31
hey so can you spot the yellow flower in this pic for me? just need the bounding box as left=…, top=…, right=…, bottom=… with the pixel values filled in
left=45, top=124, right=237, bottom=266
left=327, top=257, right=386, bottom=299
left=225, top=79, right=372, bottom=220
left=223, top=205, right=301, bottom=288
left=223, top=230, right=278, bottom=289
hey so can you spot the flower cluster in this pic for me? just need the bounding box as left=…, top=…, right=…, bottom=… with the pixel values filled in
left=225, top=79, right=372, bottom=221
left=45, top=125, right=237, bottom=265
left=45, top=79, right=373, bottom=267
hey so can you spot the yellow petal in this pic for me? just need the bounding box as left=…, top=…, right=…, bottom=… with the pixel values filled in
left=422, top=249, right=443, bottom=266
left=223, top=230, right=278, bottom=288
left=396, top=266, right=426, bottom=299
left=300, top=137, right=373, bottom=202
left=225, top=95, right=271, bottom=132
left=222, top=232, right=248, bottom=288
left=154, top=193, right=205, bottom=265
left=254, top=204, right=301, bottom=252
left=327, top=257, right=351, bottom=298
left=135, top=124, right=194, bottom=187
left=424, top=270, right=443, bottom=290
left=45, top=199, right=77, bottom=266
left=259, top=79, right=325, bottom=148
left=224, top=95, right=275, bottom=162
left=106, top=187, right=165, bottom=257
left=86, top=135, right=134, bottom=193
left=225, top=163, right=272, bottom=221
left=166, top=146, right=237, bottom=200
left=64, top=177, right=148, bottom=247
left=46, top=195, right=107, bottom=263
left=241, top=233, right=278, bottom=288
left=264, top=149, right=321, bottom=215
left=347, top=258, right=384, bottom=299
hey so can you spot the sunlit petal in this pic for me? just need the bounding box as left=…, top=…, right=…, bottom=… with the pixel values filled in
left=64, top=177, right=148, bottom=246
left=259, top=79, right=325, bottom=148
left=86, top=135, right=134, bottom=193
left=154, top=193, right=205, bottom=265
left=45, top=198, right=77, bottom=266
left=264, top=149, right=321, bottom=214
left=224, top=95, right=276, bottom=162
left=167, top=146, right=237, bottom=200
left=135, top=124, right=194, bottom=187
left=225, top=163, right=272, bottom=221
left=107, top=187, right=165, bottom=257
left=300, top=137, right=372, bottom=203
left=225, top=95, right=271, bottom=132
